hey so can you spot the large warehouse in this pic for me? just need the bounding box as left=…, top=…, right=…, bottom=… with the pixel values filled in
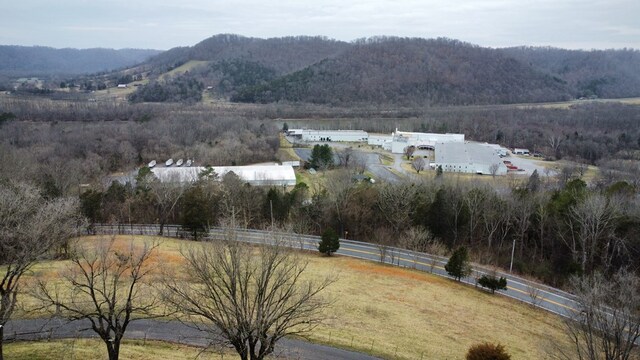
left=150, top=164, right=296, bottom=186
left=288, top=129, right=369, bottom=142
left=390, top=129, right=465, bottom=154
left=434, top=142, right=507, bottom=175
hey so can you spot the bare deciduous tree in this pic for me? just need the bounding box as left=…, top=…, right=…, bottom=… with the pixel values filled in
left=336, top=147, right=354, bottom=168
left=33, top=237, right=160, bottom=360
left=376, top=183, right=417, bottom=234
left=403, top=145, right=416, bottom=160
left=162, top=228, right=333, bottom=360
left=399, top=226, right=431, bottom=268
left=567, top=194, right=620, bottom=273
left=412, top=156, right=426, bottom=173
left=148, top=174, right=189, bottom=236
left=0, top=182, right=81, bottom=360
left=558, top=270, right=640, bottom=360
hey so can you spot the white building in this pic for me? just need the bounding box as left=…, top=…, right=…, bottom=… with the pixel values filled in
left=288, top=129, right=369, bottom=142
left=367, top=134, right=393, bottom=150
left=478, top=143, right=510, bottom=157
left=151, top=165, right=296, bottom=186
left=390, top=129, right=465, bottom=154
left=435, top=142, right=507, bottom=175
left=513, top=148, right=530, bottom=155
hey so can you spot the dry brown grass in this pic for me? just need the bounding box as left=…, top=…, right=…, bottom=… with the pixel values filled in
left=20, top=236, right=570, bottom=359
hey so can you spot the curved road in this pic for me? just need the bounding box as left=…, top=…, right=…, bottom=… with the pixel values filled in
left=95, top=224, right=580, bottom=319
left=4, top=318, right=379, bottom=360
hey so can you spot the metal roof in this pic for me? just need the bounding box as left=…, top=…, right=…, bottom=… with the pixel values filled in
left=151, top=165, right=296, bottom=185
left=435, top=142, right=501, bottom=165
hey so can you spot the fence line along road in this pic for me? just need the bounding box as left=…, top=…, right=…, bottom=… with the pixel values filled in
left=92, top=224, right=580, bottom=318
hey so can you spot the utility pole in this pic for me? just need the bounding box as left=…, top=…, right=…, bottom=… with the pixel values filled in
left=509, top=238, right=516, bottom=273
left=270, top=200, right=274, bottom=228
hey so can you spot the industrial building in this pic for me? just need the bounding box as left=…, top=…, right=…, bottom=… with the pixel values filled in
left=479, top=143, right=510, bottom=157
left=390, top=129, right=465, bottom=154
left=151, top=164, right=296, bottom=186
left=434, top=142, right=507, bottom=175
left=367, top=134, right=393, bottom=150
left=287, top=129, right=369, bottom=142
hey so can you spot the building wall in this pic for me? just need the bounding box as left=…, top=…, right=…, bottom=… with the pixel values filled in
left=435, top=142, right=507, bottom=175
left=390, top=132, right=465, bottom=153
left=301, top=130, right=368, bottom=142
left=150, top=165, right=296, bottom=186
left=367, top=135, right=393, bottom=146
left=439, top=162, right=507, bottom=175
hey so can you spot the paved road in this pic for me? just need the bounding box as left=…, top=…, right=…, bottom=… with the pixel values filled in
left=95, top=224, right=580, bottom=319
left=4, top=318, right=379, bottom=360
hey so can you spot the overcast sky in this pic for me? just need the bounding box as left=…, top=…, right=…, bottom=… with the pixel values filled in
left=2, top=0, right=639, bottom=50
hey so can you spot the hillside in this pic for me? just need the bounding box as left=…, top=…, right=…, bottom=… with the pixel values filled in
left=0, top=46, right=162, bottom=76
left=50, top=34, right=640, bottom=106
left=501, top=46, right=640, bottom=99
left=233, top=37, right=574, bottom=106
left=144, top=34, right=350, bottom=75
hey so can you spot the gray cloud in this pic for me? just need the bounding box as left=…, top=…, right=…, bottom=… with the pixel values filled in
left=1, top=0, right=638, bottom=49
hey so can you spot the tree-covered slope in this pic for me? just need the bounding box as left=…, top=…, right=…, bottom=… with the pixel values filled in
left=233, top=37, right=574, bottom=106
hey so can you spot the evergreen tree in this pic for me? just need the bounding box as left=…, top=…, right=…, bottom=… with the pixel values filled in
left=477, top=275, right=508, bottom=293
left=526, top=169, right=540, bottom=192
left=318, top=228, right=340, bottom=256
left=309, top=144, right=333, bottom=169
left=180, top=186, right=213, bottom=240
left=445, top=246, right=472, bottom=281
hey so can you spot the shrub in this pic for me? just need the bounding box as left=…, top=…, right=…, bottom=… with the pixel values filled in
left=466, top=342, right=511, bottom=360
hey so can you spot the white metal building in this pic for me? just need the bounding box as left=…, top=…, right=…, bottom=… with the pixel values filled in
left=367, top=134, right=393, bottom=150
left=435, top=142, right=507, bottom=175
left=302, top=130, right=368, bottom=142
left=288, top=129, right=369, bottom=142
left=390, top=129, right=465, bottom=154
left=479, top=143, right=510, bottom=157
left=151, top=165, right=296, bottom=186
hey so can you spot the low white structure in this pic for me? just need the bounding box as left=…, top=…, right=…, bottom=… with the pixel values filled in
left=390, top=129, right=464, bottom=154
left=513, top=148, right=530, bottom=155
left=478, top=143, right=510, bottom=157
left=435, top=142, right=507, bottom=175
left=367, top=134, right=393, bottom=150
left=288, top=129, right=369, bottom=142
left=151, top=165, right=296, bottom=186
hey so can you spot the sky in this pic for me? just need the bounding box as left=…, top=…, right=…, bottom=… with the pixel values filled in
left=1, top=0, right=639, bottom=50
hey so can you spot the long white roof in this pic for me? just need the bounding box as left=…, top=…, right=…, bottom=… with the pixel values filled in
left=435, top=142, right=500, bottom=165
left=151, top=165, right=296, bottom=185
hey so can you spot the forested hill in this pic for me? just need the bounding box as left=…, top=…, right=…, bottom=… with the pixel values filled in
left=123, top=35, right=640, bottom=106
left=0, top=46, right=161, bottom=76
left=232, top=38, right=575, bottom=106
left=500, top=46, right=640, bottom=99
left=145, top=34, right=351, bottom=75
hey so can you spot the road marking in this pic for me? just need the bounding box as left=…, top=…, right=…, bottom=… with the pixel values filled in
left=336, top=246, right=577, bottom=313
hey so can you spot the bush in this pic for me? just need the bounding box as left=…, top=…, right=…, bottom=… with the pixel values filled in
left=466, top=342, right=511, bottom=360
left=477, top=275, right=508, bottom=294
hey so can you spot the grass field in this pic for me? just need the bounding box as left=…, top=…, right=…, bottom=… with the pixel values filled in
left=160, top=60, right=210, bottom=81
left=20, top=236, right=571, bottom=359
